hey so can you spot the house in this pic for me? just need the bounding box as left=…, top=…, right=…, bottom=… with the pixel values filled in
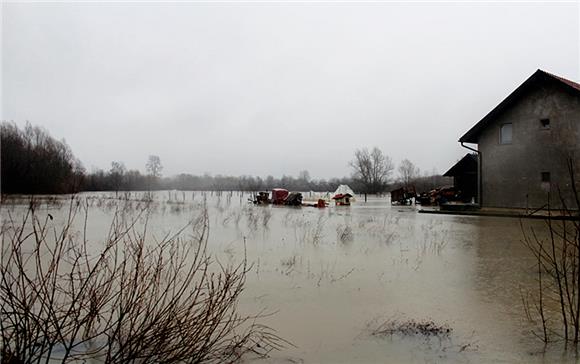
left=443, top=153, right=478, bottom=203
left=458, top=69, right=580, bottom=209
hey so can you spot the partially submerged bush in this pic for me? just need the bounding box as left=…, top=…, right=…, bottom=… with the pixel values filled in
left=336, top=224, right=353, bottom=244
left=371, top=318, right=452, bottom=338
left=0, top=197, right=286, bottom=363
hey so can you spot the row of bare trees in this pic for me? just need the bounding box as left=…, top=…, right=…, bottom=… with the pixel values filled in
left=2, top=122, right=445, bottom=195
left=84, top=156, right=163, bottom=192
left=1, top=122, right=84, bottom=194
left=349, top=147, right=445, bottom=194
left=0, top=121, right=167, bottom=195
left=167, top=172, right=355, bottom=193
left=0, top=198, right=286, bottom=363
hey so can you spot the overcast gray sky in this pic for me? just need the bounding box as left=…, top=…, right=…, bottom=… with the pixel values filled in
left=2, top=1, right=579, bottom=179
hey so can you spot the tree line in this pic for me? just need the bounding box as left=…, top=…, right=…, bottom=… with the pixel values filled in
left=1, top=122, right=449, bottom=195
left=85, top=163, right=356, bottom=193
left=1, top=122, right=84, bottom=194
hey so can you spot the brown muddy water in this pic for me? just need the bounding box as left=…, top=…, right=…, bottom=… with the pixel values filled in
left=2, top=191, right=578, bottom=364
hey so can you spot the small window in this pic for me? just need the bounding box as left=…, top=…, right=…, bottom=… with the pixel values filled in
left=541, top=172, right=551, bottom=183
left=500, top=123, right=512, bottom=144
left=540, top=118, right=550, bottom=130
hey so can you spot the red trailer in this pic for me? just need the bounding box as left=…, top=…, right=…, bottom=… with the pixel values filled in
left=271, top=188, right=289, bottom=204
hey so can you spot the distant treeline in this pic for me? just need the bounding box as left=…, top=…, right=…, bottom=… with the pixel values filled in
left=1, top=121, right=450, bottom=195
left=85, top=170, right=449, bottom=194
left=166, top=174, right=356, bottom=193
left=84, top=165, right=357, bottom=192
left=1, top=122, right=85, bottom=194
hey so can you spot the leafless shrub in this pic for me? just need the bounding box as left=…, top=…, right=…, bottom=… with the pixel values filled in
left=280, top=255, right=298, bottom=276
left=359, top=214, right=399, bottom=245
left=280, top=256, right=297, bottom=268
left=329, top=268, right=355, bottom=283
left=521, top=158, right=580, bottom=345
left=261, top=208, right=272, bottom=228
left=310, top=215, right=326, bottom=245
left=282, top=210, right=295, bottom=227
left=289, top=214, right=327, bottom=246
left=357, top=216, right=375, bottom=229
left=417, top=237, right=448, bottom=257
left=365, top=315, right=477, bottom=356
left=245, top=206, right=260, bottom=231
left=222, top=212, right=234, bottom=226
left=0, top=197, right=287, bottom=363
left=336, top=224, right=353, bottom=244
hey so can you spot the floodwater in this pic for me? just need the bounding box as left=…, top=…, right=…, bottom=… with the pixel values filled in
left=2, top=191, right=577, bottom=363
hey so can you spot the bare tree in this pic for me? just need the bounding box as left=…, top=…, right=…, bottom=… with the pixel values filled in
left=109, top=161, right=126, bottom=194
left=398, top=159, right=420, bottom=187
left=521, top=157, right=580, bottom=345
left=298, top=170, right=311, bottom=183
left=297, top=170, right=311, bottom=191
left=146, top=155, right=163, bottom=178
left=0, top=198, right=287, bottom=363
left=349, top=147, right=394, bottom=195
left=145, top=155, right=163, bottom=193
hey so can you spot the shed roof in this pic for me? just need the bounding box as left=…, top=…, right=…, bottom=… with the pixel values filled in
left=443, top=153, right=477, bottom=177
left=459, top=69, right=580, bottom=143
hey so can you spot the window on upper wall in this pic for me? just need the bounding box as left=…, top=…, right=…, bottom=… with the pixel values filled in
left=500, top=123, right=512, bottom=144
left=541, top=172, right=551, bottom=183
left=540, top=118, right=551, bottom=130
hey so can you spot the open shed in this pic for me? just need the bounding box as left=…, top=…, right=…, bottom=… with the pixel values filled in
left=443, top=153, right=478, bottom=203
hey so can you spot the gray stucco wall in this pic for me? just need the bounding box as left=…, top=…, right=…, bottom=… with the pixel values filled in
left=477, top=82, right=580, bottom=209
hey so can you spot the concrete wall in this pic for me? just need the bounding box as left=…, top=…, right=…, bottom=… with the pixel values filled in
left=477, top=81, right=580, bottom=209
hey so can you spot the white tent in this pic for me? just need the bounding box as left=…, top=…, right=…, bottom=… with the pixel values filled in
left=333, top=185, right=356, bottom=201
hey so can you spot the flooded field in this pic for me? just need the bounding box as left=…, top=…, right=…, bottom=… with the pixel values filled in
left=2, top=191, right=576, bottom=363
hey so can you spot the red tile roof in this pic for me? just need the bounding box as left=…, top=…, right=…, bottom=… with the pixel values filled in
left=545, top=70, right=580, bottom=92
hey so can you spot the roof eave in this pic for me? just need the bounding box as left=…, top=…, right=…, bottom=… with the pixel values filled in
left=444, top=153, right=477, bottom=176
left=458, top=134, right=478, bottom=144
left=457, top=69, right=580, bottom=145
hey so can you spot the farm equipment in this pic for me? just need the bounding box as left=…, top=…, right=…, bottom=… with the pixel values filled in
left=285, top=192, right=303, bottom=206
left=390, top=186, right=416, bottom=205
left=271, top=189, right=290, bottom=204
left=415, top=186, right=461, bottom=205
left=252, top=189, right=303, bottom=207
left=252, top=191, right=270, bottom=205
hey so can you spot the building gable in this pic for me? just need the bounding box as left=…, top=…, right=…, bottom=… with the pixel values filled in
left=459, top=69, right=580, bottom=143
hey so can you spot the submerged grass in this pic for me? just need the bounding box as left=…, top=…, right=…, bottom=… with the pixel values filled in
left=371, top=319, right=453, bottom=338
left=0, top=196, right=289, bottom=364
